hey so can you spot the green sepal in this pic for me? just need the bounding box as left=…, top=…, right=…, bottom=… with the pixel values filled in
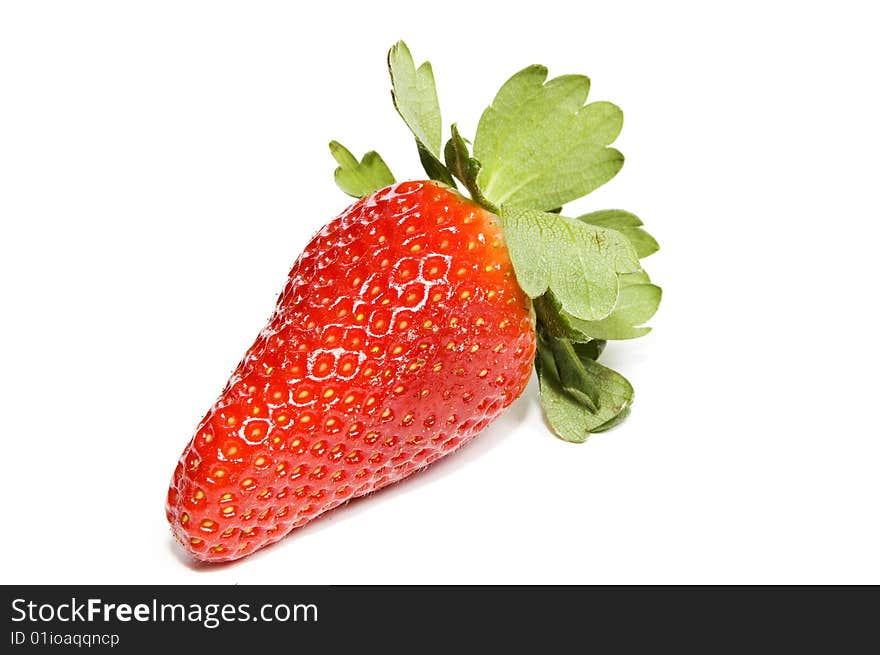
left=563, top=271, right=662, bottom=341
left=532, top=292, right=592, bottom=342
left=546, top=336, right=600, bottom=410
left=473, top=65, right=624, bottom=210
left=417, top=141, right=456, bottom=187
left=443, top=124, right=496, bottom=211
left=574, top=339, right=606, bottom=362
left=576, top=209, right=659, bottom=259
left=388, top=41, right=456, bottom=186
left=535, top=328, right=635, bottom=442
left=499, top=206, right=640, bottom=321
left=329, top=141, right=395, bottom=198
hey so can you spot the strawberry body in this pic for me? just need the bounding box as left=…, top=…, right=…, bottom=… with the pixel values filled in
left=166, top=181, right=535, bottom=561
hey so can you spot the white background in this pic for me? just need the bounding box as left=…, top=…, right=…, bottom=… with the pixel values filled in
left=1, top=1, right=878, bottom=584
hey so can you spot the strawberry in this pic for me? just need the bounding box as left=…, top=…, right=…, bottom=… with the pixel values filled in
left=166, top=181, right=535, bottom=560
left=167, top=42, right=660, bottom=562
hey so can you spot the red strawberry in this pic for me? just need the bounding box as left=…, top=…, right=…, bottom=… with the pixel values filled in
left=166, top=181, right=536, bottom=561
left=166, top=41, right=658, bottom=562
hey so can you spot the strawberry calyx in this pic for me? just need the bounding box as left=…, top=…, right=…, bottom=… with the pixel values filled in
left=329, top=41, right=661, bottom=442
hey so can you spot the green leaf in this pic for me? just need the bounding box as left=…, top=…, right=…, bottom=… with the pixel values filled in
left=499, top=206, right=640, bottom=321
left=564, top=272, right=662, bottom=340
left=577, top=209, right=659, bottom=259
left=537, top=339, right=635, bottom=442
left=388, top=41, right=455, bottom=185
left=329, top=141, right=394, bottom=198
left=473, top=65, right=624, bottom=211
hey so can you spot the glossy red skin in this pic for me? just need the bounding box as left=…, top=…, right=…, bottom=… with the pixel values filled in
left=166, top=181, right=536, bottom=562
